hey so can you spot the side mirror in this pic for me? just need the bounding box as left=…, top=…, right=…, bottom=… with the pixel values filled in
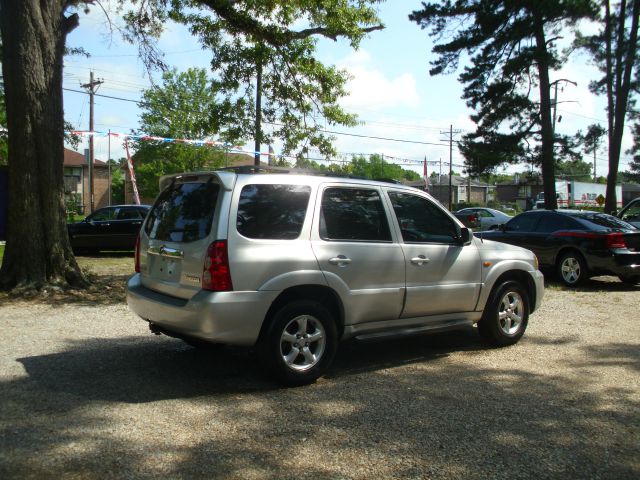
left=458, top=227, right=472, bottom=245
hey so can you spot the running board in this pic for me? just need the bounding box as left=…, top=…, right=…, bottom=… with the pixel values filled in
left=353, top=319, right=474, bottom=343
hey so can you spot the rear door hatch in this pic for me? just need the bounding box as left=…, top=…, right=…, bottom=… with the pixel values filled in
left=138, top=172, right=234, bottom=300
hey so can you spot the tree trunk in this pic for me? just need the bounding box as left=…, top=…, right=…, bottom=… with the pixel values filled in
left=604, top=0, right=639, bottom=214
left=533, top=15, right=557, bottom=210
left=0, top=0, right=86, bottom=291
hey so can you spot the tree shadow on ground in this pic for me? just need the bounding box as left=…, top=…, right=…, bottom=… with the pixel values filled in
left=2, top=331, right=638, bottom=479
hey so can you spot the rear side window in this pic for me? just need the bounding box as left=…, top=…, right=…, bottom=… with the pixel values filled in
left=145, top=182, right=219, bottom=242
left=320, top=188, right=391, bottom=242
left=237, top=184, right=311, bottom=240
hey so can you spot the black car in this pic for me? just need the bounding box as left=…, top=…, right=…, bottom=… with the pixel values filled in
left=68, top=205, right=151, bottom=253
left=480, top=209, right=640, bottom=287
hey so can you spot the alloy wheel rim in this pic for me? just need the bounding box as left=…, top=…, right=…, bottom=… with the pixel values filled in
left=280, top=315, right=326, bottom=372
left=561, top=257, right=581, bottom=284
left=498, top=291, right=523, bottom=335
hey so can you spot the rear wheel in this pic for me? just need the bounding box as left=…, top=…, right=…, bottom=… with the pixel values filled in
left=260, top=300, right=337, bottom=386
left=557, top=251, right=588, bottom=287
left=478, top=280, right=529, bottom=347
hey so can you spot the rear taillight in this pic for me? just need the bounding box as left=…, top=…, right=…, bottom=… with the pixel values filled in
left=554, top=231, right=628, bottom=249
left=605, top=233, right=627, bottom=249
left=134, top=234, right=141, bottom=273
left=202, top=240, right=233, bottom=291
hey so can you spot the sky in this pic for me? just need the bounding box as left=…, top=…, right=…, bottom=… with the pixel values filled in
left=62, top=1, right=636, bottom=179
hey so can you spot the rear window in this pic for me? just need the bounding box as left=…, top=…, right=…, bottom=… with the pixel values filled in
left=568, top=212, right=636, bottom=231
left=237, top=184, right=311, bottom=240
left=145, top=181, right=219, bottom=242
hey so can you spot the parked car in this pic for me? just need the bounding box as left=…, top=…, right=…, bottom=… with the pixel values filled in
left=453, top=210, right=480, bottom=229
left=68, top=204, right=150, bottom=253
left=127, top=168, right=544, bottom=386
left=618, top=197, right=640, bottom=228
left=480, top=209, right=640, bottom=287
left=456, top=207, right=512, bottom=230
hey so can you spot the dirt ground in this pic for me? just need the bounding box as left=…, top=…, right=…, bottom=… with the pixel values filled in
left=0, top=255, right=639, bottom=479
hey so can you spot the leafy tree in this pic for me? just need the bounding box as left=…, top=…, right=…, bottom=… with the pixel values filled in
left=575, top=123, right=607, bottom=181
left=575, top=0, right=640, bottom=212
left=139, top=1, right=382, bottom=163
left=627, top=122, right=640, bottom=180
left=410, top=0, right=597, bottom=210
left=347, top=155, right=420, bottom=181
left=109, top=158, right=126, bottom=205
left=555, top=158, right=593, bottom=180
left=133, top=68, right=229, bottom=199
left=0, top=0, right=382, bottom=292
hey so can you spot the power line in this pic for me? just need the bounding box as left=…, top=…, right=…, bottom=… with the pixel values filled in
left=63, top=88, right=457, bottom=148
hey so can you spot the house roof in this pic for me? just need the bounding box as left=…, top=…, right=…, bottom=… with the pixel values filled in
left=429, top=174, right=491, bottom=188
left=64, top=148, right=107, bottom=167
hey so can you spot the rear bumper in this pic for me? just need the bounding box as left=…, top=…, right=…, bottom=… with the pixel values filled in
left=588, top=251, right=640, bottom=278
left=126, top=274, right=277, bottom=346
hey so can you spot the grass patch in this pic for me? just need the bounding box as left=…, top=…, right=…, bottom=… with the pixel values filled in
left=0, top=244, right=4, bottom=266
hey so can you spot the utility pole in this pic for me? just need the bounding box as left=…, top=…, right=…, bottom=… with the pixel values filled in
left=81, top=71, right=103, bottom=213
left=440, top=125, right=462, bottom=210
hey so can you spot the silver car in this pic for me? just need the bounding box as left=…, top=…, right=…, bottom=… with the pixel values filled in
left=127, top=169, right=544, bottom=385
left=456, top=207, right=513, bottom=230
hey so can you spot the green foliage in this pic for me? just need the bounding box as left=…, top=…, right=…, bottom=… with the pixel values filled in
left=120, top=0, right=383, bottom=159
left=109, top=159, right=126, bottom=204
left=626, top=123, right=640, bottom=181
left=133, top=68, right=229, bottom=198
left=555, top=158, right=593, bottom=181
left=410, top=0, right=596, bottom=177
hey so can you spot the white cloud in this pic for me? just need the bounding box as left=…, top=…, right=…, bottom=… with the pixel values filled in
left=337, top=50, right=420, bottom=112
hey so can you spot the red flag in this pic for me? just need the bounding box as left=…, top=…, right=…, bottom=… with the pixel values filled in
left=423, top=157, right=427, bottom=178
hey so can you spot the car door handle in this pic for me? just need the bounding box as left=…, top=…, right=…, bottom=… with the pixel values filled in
left=410, top=255, right=430, bottom=266
left=328, top=255, right=352, bottom=266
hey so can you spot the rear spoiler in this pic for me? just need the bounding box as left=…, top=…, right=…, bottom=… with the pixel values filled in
left=158, top=171, right=236, bottom=192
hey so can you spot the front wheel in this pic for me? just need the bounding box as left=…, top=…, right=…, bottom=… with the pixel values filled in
left=557, top=251, right=588, bottom=287
left=260, top=300, right=338, bottom=386
left=478, top=281, right=529, bottom=347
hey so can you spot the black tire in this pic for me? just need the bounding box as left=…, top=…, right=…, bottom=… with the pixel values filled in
left=478, top=280, right=529, bottom=347
left=556, top=251, right=588, bottom=287
left=260, top=300, right=338, bottom=386
left=619, top=275, right=640, bottom=285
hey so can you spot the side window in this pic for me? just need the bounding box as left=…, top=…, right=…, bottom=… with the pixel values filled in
left=535, top=214, right=582, bottom=233
left=117, top=208, right=142, bottom=220
left=388, top=192, right=458, bottom=243
left=320, top=188, right=391, bottom=242
left=237, top=184, right=311, bottom=240
left=478, top=210, right=493, bottom=218
left=504, top=214, right=540, bottom=232
left=89, top=207, right=116, bottom=222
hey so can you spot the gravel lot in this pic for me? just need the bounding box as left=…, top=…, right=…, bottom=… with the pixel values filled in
left=0, top=257, right=639, bottom=479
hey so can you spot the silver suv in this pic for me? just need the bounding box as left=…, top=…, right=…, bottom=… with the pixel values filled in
left=127, top=168, right=544, bottom=385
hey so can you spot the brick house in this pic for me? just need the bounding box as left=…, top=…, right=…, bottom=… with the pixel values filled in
left=63, top=148, right=110, bottom=215
left=406, top=175, right=492, bottom=207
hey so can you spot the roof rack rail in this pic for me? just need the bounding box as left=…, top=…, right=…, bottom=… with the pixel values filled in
left=217, top=165, right=406, bottom=185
